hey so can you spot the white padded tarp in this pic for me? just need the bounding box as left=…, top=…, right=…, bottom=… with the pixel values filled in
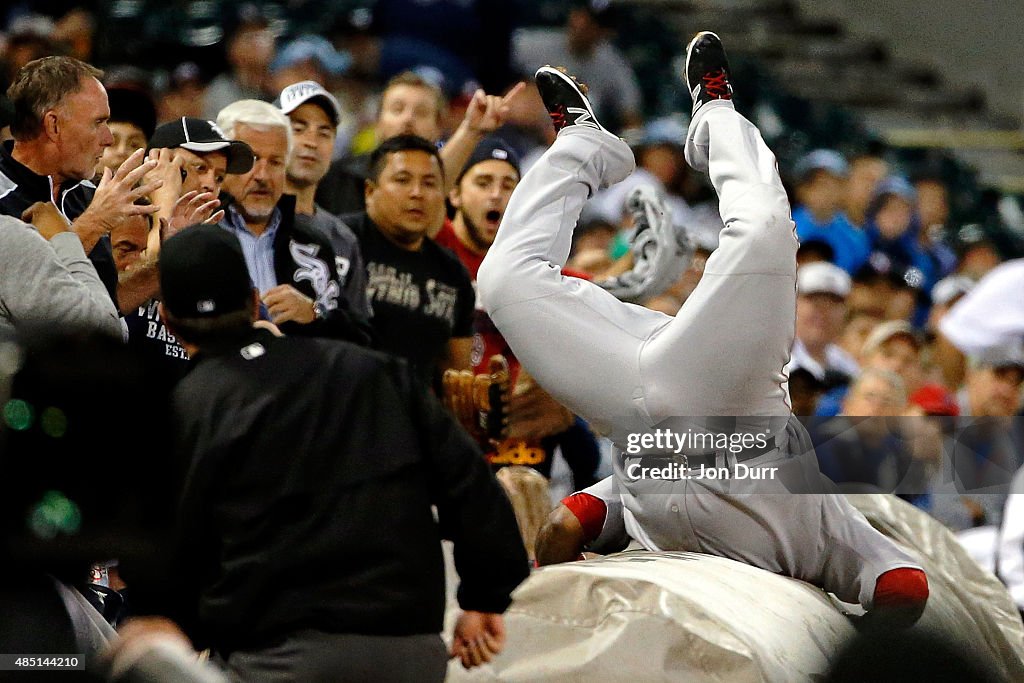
left=445, top=494, right=1024, bottom=682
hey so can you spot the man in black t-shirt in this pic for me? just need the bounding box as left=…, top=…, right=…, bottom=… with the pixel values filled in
left=342, top=134, right=474, bottom=386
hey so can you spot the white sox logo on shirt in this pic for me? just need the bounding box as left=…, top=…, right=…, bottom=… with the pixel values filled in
left=365, top=263, right=460, bottom=326
left=289, top=240, right=340, bottom=311
left=335, top=256, right=351, bottom=285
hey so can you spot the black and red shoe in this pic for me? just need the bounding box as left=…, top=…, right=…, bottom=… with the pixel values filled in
left=535, top=65, right=611, bottom=135
left=685, top=31, right=734, bottom=116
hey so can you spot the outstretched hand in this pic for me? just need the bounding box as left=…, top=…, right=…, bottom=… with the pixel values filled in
left=464, top=82, right=526, bottom=135
left=144, top=147, right=184, bottom=215
left=450, top=611, right=507, bottom=669
left=87, top=148, right=162, bottom=228
left=167, top=190, right=223, bottom=237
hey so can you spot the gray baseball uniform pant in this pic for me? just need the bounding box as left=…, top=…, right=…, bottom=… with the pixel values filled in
left=478, top=101, right=921, bottom=609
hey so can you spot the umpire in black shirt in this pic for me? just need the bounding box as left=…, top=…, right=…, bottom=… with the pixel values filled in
left=158, top=224, right=528, bottom=681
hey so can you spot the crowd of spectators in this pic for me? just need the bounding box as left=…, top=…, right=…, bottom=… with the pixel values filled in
left=1, top=0, right=1023, bottom=679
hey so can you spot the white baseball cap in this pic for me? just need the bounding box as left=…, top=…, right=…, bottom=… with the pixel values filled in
left=862, top=320, right=921, bottom=357
left=275, top=80, right=342, bottom=128
left=931, top=275, right=974, bottom=307
left=971, top=342, right=1024, bottom=370
left=797, top=262, right=851, bottom=298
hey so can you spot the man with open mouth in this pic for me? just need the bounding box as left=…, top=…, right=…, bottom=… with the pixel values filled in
left=436, top=137, right=603, bottom=489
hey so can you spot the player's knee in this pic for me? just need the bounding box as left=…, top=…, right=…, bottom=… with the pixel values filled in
left=730, top=183, right=789, bottom=226
left=727, top=185, right=798, bottom=271
left=748, top=185, right=794, bottom=237
left=477, top=252, right=533, bottom=313
left=477, top=256, right=551, bottom=314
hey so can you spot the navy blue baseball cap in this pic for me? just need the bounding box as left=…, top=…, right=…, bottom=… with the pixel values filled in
left=457, top=137, right=521, bottom=182
left=107, top=87, right=157, bottom=140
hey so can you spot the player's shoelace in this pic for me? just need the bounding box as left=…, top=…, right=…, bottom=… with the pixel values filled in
left=549, top=105, right=567, bottom=130
left=702, top=70, right=732, bottom=99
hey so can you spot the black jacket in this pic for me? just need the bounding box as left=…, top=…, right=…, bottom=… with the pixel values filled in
left=304, top=203, right=372, bottom=321
left=0, top=140, right=118, bottom=303
left=219, top=193, right=373, bottom=346
left=170, top=329, right=528, bottom=653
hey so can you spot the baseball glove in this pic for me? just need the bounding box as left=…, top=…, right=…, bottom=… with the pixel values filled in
left=595, top=185, right=694, bottom=303
left=442, top=354, right=511, bottom=444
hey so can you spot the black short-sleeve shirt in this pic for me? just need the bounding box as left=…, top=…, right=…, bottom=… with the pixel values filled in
left=343, top=211, right=474, bottom=385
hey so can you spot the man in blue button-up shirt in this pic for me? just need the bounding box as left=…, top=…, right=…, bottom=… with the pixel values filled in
left=216, top=99, right=372, bottom=344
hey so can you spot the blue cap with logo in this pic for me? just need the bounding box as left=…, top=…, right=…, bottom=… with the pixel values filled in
left=458, top=137, right=521, bottom=182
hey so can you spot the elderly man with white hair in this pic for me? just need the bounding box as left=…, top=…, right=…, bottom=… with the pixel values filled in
left=215, top=99, right=371, bottom=344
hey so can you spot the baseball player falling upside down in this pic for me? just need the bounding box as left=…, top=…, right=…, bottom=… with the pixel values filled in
left=477, top=32, right=929, bottom=623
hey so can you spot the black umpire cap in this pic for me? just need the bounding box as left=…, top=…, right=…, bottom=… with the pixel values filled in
left=160, top=225, right=254, bottom=319
left=148, top=117, right=255, bottom=174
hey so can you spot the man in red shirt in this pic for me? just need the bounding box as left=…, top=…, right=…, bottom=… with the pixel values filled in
left=436, top=138, right=599, bottom=486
